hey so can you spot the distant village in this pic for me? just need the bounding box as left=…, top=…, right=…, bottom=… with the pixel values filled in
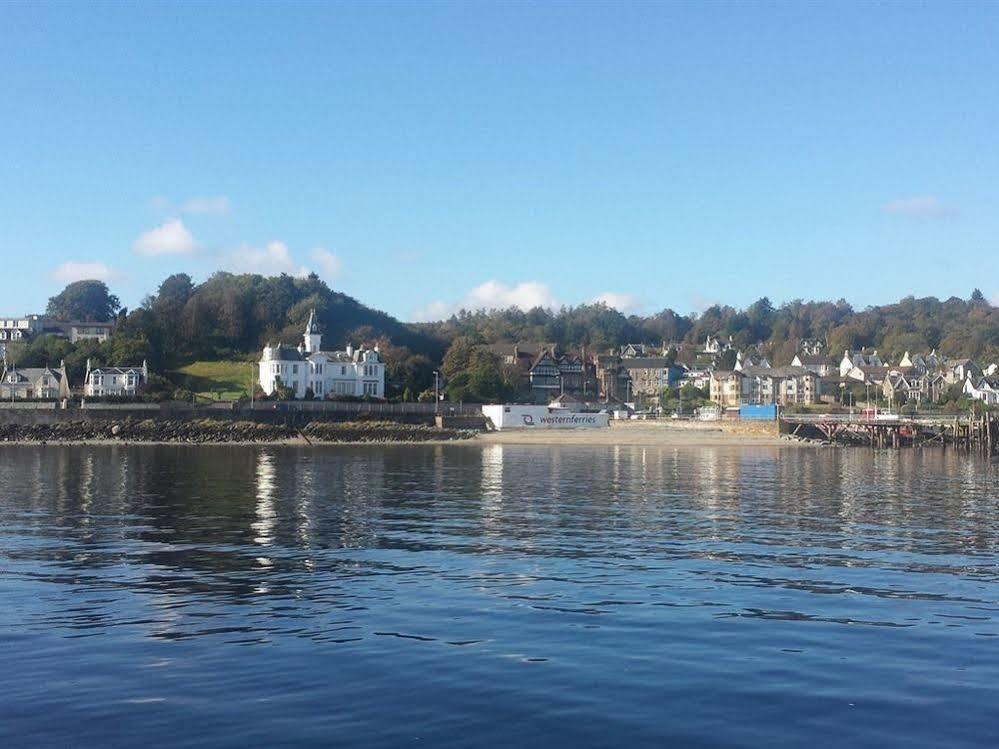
left=479, top=334, right=999, bottom=411
left=3, top=308, right=998, bottom=412
left=0, top=314, right=149, bottom=400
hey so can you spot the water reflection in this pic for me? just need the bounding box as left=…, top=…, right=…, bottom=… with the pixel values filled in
left=1, top=444, right=998, bottom=747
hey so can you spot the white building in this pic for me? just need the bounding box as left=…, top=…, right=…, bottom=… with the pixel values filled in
left=839, top=349, right=883, bottom=378
left=0, top=314, right=43, bottom=362
left=963, top=374, right=999, bottom=406
left=258, top=310, right=385, bottom=400
left=84, top=360, right=149, bottom=397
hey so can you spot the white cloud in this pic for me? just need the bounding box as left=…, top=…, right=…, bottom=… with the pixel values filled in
left=133, top=218, right=198, bottom=256
left=885, top=196, right=956, bottom=219
left=51, top=261, right=121, bottom=284
left=592, top=291, right=640, bottom=313
left=464, top=280, right=558, bottom=310
left=310, top=247, right=343, bottom=279
left=411, top=279, right=558, bottom=321
left=181, top=196, right=231, bottom=215
left=224, top=241, right=310, bottom=277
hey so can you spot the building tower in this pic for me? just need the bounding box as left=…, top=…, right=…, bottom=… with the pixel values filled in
left=304, top=309, right=322, bottom=354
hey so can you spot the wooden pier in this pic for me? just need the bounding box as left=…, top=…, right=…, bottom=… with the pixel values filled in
left=779, top=412, right=998, bottom=456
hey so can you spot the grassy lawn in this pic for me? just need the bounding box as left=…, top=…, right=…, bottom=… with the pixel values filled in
left=171, top=361, right=255, bottom=402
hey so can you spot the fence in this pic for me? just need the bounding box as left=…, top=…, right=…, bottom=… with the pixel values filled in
left=245, top=401, right=482, bottom=416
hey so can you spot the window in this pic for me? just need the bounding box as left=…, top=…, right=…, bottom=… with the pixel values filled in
left=364, top=381, right=378, bottom=396
left=292, top=365, right=299, bottom=374
left=341, top=366, right=347, bottom=375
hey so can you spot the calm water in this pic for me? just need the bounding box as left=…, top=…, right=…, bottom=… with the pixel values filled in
left=1, top=444, right=998, bottom=748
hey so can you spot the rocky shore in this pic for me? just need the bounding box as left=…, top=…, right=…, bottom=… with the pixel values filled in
left=0, top=418, right=477, bottom=445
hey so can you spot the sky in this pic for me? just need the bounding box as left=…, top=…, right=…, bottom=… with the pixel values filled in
left=2, top=1, right=997, bottom=321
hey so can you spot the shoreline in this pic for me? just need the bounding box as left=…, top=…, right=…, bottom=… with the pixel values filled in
left=471, top=420, right=798, bottom=448
left=0, top=419, right=803, bottom=448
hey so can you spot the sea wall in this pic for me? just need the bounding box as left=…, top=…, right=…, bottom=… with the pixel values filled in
left=0, top=418, right=478, bottom=444
left=0, top=403, right=471, bottom=428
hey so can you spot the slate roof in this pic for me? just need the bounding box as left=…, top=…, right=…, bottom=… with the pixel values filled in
left=4, top=367, right=61, bottom=383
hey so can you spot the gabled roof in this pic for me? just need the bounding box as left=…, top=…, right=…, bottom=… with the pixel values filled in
left=483, top=342, right=556, bottom=360
left=264, top=344, right=304, bottom=361
left=792, top=353, right=833, bottom=366
left=90, top=365, right=145, bottom=374
left=3, top=366, right=62, bottom=383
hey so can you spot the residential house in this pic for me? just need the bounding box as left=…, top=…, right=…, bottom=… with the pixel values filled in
left=483, top=342, right=557, bottom=370
left=797, top=338, right=825, bottom=357
left=554, top=353, right=597, bottom=396
left=839, top=349, right=884, bottom=378
left=621, top=357, right=685, bottom=399
left=897, top=351, right=924, bottom=370
left=258, top=311, right=384, bottom=399
left=84, top=360, right=149, bottom=397
left=43, top=321, right=115, bottom=343
left=964, top=374, right=999, bottom=406
left=679, top=366, right=712, bottom=391
left=703, top=335, right=733, bottom=355
left=941, top=359, right=982, bottom=385
left=596, top=354, right=632, bottom=401
left=528, top=350, right=561, bottom=402
left=844, top=364, right=890, bottom=384
left=734, top=351, right=771, bottom=371
left=620, top=343, right=648, bottom=358
left=882, top=369, right=947, bottom=405
left=790, top=352, right=836, bottom=377
left=0, top=315, right=44, bottom=362
left=0, top=362, right=71, bottom=400
left=0, top=315, right=115, bottom=363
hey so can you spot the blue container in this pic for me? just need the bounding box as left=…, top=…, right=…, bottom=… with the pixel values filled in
left=739, top=404, right=778, bottom=420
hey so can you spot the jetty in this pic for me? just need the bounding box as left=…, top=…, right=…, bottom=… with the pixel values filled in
left=779, top=412, right=998, bottom=456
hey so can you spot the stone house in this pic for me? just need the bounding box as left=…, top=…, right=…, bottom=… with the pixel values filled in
left=0, top=362, right=71, bottom=400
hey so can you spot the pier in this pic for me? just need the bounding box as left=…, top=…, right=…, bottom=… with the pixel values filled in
left=779, top=413, right=999, bottom=456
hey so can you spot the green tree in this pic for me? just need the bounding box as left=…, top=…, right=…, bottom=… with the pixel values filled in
left=46, top=280, right=121, bottom=322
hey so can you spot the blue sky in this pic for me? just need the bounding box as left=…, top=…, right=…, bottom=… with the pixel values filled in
left=2, top=2, right=997, bottom=321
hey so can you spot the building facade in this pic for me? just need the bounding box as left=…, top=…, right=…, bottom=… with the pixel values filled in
left=84, top=360, right=149, bottom=397
left=0, top=362, right=71, bottom=400
left=258, top=310, right=385, bottom=399
left=964, top=375, right=999, bottom=405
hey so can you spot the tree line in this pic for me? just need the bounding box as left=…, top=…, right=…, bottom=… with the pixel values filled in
left=8, top=276, right=998, bottom=402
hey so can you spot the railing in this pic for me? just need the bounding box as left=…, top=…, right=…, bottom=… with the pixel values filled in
left=780, top=413, right=974, bottom=425
left=245, top=401, right=483, bottom=416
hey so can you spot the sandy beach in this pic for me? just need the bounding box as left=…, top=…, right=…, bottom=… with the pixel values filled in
left=474, top=419, right=794, bottom=447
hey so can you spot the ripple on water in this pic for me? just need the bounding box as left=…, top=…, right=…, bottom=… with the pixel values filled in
left=0, top=444, right=997, bottom=748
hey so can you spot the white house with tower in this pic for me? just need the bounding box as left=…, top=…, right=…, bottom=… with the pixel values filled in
left=258, top=310, right=385, bottom=399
